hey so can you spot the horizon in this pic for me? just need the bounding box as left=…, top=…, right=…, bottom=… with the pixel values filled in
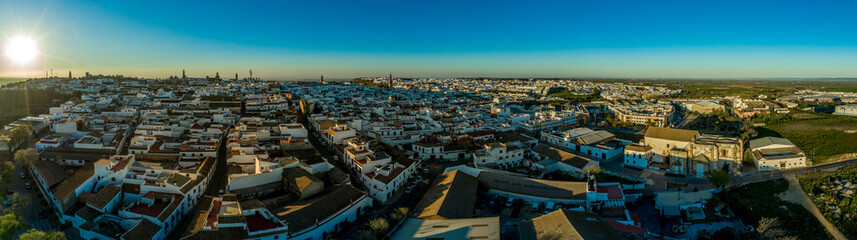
left=3, top=0, right=857, bottom=79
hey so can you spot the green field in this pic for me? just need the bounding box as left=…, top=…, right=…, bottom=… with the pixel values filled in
left=755, top=116, right=857, bottom=164
left=0, top=87, right=76, bottom=127
left=799, top=166, right=857, bottom=240
left=720, top=179, right=831, bottom=240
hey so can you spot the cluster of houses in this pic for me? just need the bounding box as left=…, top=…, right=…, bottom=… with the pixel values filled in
left=16, top=77, right=379, bottom=240
left=395, top=78, right=679, bottom=101
left=6, top=75, right=827, bottom=240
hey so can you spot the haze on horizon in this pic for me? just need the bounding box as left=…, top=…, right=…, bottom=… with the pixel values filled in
left=2, top=0, right=857, bottom=80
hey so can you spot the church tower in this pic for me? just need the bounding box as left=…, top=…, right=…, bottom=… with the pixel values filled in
left=182, top=69, right=187, bottom=79
left=389, top=73, right=393, bottom=88
left=320, top=75, right=324, bottom=84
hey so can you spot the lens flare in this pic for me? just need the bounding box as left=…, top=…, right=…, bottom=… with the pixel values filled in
left=5, top=35, right=40, bottom=64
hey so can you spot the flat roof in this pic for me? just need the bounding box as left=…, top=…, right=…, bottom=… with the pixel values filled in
left=391, top=217, right=501, bottom=240
left=655, top=191, right=712, bottom=208
left=644, top=127, right=698, bottom=142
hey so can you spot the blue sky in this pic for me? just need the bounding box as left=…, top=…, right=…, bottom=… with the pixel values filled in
left=2, top=0, right=857, bottom=79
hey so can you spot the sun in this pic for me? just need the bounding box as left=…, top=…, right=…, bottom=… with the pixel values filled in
left=4, top=35, right=40, bottom=64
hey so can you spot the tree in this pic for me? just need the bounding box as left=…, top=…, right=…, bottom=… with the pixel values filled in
left=390, top=207, right=410, bottom=222
left=757, top=217, right=786, bottom=240
left=706, top=169, right=731, bottom=188
left=7, top=125, right=33, bottom=150
left=585, top=165, right=602, bottom=176
left=0, top=214, right=25, bottom=240
left=368, top=217, right=390, bottom=236
left=18, top=229, right=66, bottom=240
left=14, top=148, right=39, bottom=168
left=0, top=162, right=13, bottom=184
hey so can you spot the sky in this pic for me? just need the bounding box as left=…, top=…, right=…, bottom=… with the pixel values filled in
left=2, top=0, right=857, bottom=80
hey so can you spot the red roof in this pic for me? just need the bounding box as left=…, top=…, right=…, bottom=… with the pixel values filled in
left=597, top=185, right=623, bottom=200
left=122, top=183, right=141, bottom=195
left=246, top=214, right=283, bottom=232
left=466, top=130, right=496, bottom=137
left=607, top=220, right=647, bottom=234
left=128, top=201, right=168, bottom=218
left=205, top=200, right=221, bottom=228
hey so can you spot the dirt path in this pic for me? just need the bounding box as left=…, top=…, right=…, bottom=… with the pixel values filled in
left=779, top=176, right=847, bottom=240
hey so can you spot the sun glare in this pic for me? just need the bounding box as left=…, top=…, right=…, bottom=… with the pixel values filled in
left=4, top=35, right=39, bottom=64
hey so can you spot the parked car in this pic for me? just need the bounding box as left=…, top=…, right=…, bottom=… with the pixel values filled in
left=25, top=182, right=32, bottom=189
left=20, top=172, right=25, bottom=179
left=505, top=198, right=514, bottom=207
left=531, top=203, right=540, bottom=212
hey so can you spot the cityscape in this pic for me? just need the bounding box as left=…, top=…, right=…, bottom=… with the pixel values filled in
left=3, top=1, right=857, bottom=240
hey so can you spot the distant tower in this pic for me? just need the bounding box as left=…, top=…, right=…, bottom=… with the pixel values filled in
left=235, top=73, right=238, bottom=80
left=51, top=68, right=53, bottom=77
left=182, top=69, right=187, bottom=79
left=215, top=72, right=220, bottom=80
left=250, top=70, right=253, bottom=80
left=68, top=71, right=72, bottom=80
left=389, top=73, right=393, bottom=88
left=320, top=75, right=324, bottom=84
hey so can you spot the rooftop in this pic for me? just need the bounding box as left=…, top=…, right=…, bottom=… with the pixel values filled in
left=644, top=127, right=698, bottom=142
left=413, top=170, right=478, bottom=220
left=268, top=184, right=365, bottom=233
left=519, top=209, right=628, bottom=240
left=478, top=171, right=588, bottom=200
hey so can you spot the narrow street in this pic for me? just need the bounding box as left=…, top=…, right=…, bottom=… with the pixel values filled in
left=167, top=125, right=231, bottom=240
left=2, top=132, right=78, bottom=238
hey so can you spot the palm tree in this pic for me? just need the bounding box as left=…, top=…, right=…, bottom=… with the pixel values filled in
left=756, top=217, right=788, bottom=240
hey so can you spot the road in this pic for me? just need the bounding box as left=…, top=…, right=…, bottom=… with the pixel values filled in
left=540, top=135, right=857, bottom=195
left=780, top=176, right=847, bottom=240
left=300, top=117, right=365, bottom=190
left=728, top=157, right=857, bottom=187
left=2, top=132, right=79, bottom=239
left=166, top=125, right=231, bottom=240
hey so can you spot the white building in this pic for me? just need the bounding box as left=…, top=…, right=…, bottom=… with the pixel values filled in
left=530, top=144, right=599, bottom=178
left=834, top=104, right=857, bottom=117
left=325, top=122, right=356, bottom=145
left=749, top=137, right=807, bottom=171
left=472, top=142, right=525, bottom=169
left=541, top=128, right=626, bottom=160
left=623, top=144, right=652, bottom=169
